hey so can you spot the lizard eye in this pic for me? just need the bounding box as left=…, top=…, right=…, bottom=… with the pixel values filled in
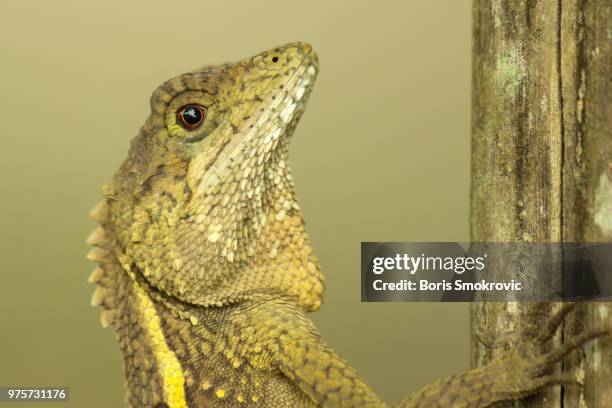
left=177, top=104, right=206, bottom=130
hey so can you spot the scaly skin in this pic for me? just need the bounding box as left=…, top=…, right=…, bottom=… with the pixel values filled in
left=87, top=42, right=608, bottom=407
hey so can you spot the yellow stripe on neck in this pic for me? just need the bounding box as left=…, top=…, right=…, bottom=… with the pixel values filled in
left=135, top=286, right=187, bottom=408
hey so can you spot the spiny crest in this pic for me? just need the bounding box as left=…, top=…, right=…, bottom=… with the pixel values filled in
left=86, top=201, right=118, bottom=328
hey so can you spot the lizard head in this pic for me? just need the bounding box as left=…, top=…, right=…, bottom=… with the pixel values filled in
left=103, top=42, right=325, bottom=310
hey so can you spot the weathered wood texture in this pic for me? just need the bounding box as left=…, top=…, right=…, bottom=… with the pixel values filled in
left=471, top=0, right=611, bottom=407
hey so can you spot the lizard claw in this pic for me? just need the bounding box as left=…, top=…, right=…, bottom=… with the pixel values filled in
left=485, top=302, right=610, bottom=402
left=533, top=302, right=578, bottom=344
left=527, top=372, right=582, bottom=390
left=528, top=327, right=610, bottom=376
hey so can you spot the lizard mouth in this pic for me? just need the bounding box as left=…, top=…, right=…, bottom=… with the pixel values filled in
left=275, top=54, right=318, bottom=129
left=197, top=43, right=319, bottom=194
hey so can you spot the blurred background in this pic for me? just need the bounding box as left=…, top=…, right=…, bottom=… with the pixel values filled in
left=0, top=1, right=471, bottom=406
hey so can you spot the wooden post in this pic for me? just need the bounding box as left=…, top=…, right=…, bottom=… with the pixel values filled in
left=471, top=1, right=611, bottom=406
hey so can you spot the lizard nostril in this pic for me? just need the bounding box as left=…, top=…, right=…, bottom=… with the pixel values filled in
left=272, top=56, right=279, bottom=63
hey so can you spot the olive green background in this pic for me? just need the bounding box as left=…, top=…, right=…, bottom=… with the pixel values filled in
left=0, top=1, right=471, bottom=406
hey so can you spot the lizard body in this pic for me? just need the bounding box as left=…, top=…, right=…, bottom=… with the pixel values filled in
left=88, top=42, right=607, bottom=407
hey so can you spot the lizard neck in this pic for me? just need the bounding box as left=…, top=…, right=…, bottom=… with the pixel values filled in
left=106, top=138, right=325, bottom=311
left=182, top=140, right=326, bottom=310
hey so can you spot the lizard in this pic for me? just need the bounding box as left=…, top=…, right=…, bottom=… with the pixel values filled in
left=86, top=42, right=609, bottom=408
